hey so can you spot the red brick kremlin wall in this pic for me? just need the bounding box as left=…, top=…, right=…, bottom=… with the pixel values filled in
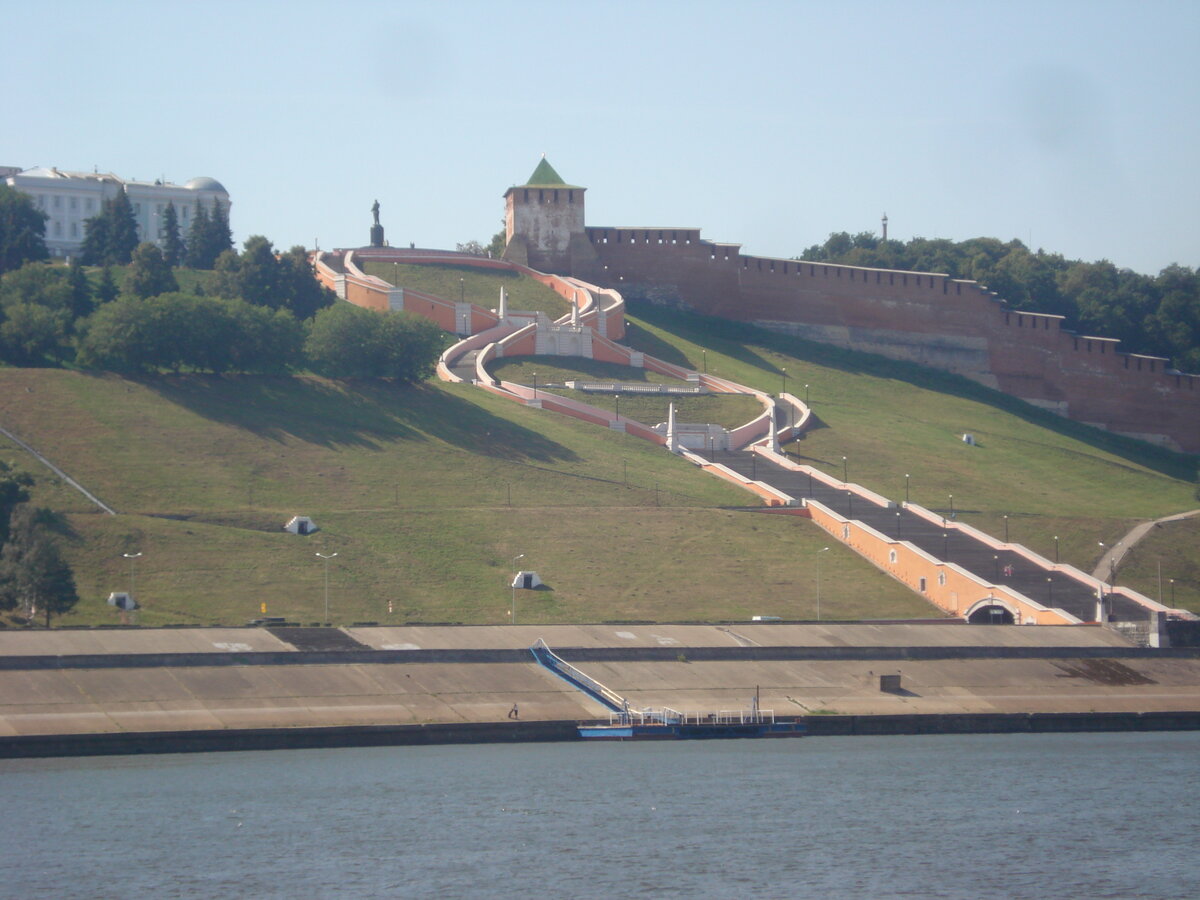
left=576, top=227, right=1200, bottom=453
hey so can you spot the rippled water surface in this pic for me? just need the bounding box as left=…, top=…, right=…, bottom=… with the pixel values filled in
left=3, top=732, right=1198, bottom=899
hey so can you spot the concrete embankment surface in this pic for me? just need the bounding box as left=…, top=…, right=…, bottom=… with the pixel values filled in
left=1, top=623, right=1198, bottom=756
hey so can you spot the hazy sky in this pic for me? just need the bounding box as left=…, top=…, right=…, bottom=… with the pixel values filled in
left=6, top=0, right=1197, bottom=275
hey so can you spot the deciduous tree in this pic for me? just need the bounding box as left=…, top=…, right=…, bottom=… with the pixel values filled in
left=0, top=185, right=48, bottom=275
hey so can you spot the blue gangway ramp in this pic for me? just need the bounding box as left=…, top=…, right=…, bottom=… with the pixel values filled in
left=529, top=638, right=627, bottom=713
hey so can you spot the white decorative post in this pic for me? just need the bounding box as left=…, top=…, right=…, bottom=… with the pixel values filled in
left=666, top=402, right=678, bottom=453
left=498, top=286, right=508, bottom=320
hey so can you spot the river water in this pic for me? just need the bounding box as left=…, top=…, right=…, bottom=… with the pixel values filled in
left=2, top=733, right=1197, bottom=899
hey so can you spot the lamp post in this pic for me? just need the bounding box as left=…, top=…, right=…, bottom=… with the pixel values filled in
left=532, top=372, right=538, bottom=400
left=804, top=383, right=810, bottom=405
left=1047, top=577, right=1054, bottom=605
left=1054, top=535, right=1059, bottom=564
left=942, top=532, right=948, bottom=560
left=896, top=510, right=902, bottom=540
left=123, top=552, right=142, bottom=605
left=315, top=552, right=338, bottom=624
left=781, top=367, right=787, bottom=396
left=702, top=349, right=707, bottom=374
left=904, top=473, right=910, bottom=505
left=1170, top=579, right=1175, bottom=606
left=461, top=311, right=469, bottom=335
left=459, top=277, right=464, bottom=305
left=1003, top=515, right=1009, bottom=543
left=842, top=456, right=848, bottom=484
left=511, top=554, right=524, bottom=624
left=614, top=392, right=620, bottom=422
left=948, top=494, right=954, bottom=519
left=993, top=555, right=999, bottom=581
left=816, top=547, right=830, bottom=620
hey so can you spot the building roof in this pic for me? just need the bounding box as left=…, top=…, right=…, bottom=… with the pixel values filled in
left=185, top=176, right=227, bottom=193
left=520, top=158, right=582, bottom=189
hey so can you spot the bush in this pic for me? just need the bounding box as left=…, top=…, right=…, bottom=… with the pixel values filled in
left=304, top=302, right=445, bottom=381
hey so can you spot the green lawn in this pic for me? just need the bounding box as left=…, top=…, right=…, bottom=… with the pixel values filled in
left=490, top=357, right=765, bottom=432
left=1, top=290, right=1195, bottom=627
left=360, top=261, right=571, bottom=319
left=621, top=304, right=1198, bottom=611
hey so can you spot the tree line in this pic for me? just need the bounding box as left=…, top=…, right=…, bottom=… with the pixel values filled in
left=799, top=232, right=1200, bottom=373
left=0, top=185, right=447, bottom=380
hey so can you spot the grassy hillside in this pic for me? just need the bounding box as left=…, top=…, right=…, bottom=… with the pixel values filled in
left=620, top=304, right=1199, bottom=611
left=360, top=261, right=571, bottom=318
left=1, top=272, right=1196, bottom=626
left=0, top=370, right=931, bottom=626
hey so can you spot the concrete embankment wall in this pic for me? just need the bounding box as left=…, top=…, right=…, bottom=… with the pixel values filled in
left=3, top=711, right=1198, bottom=759
left=3, top=624, right=1198, bottom=757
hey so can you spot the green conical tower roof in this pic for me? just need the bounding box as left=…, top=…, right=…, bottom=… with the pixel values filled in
left=520, top=157, right=581, bottom=189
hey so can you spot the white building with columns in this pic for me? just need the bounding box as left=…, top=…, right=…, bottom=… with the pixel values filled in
left=2, top=166, right=230, bottom=258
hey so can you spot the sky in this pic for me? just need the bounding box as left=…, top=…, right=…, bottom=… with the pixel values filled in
left=5, top=0, right=1198, bottom=276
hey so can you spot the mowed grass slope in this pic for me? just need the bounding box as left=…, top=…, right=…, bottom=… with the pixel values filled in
left=360, top=261, right=571, bottom=318
left=0, top=369, right=930, bottom=626
left=1, top=271, right=1195, bottom=625
left=621, top=305, right=1199, bottom=612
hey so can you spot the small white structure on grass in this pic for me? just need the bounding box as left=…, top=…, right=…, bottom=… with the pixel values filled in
left=107, top=592, right=137, bottom=611
left=511, top=570, right=544, bottom=590
left=284, top=516, right=318, bottom=535
left=961, top=433, right=976, bottom=446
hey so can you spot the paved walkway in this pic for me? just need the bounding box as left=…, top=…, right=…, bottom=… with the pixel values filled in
left=1093, top=509, right=1200, bottom=581
left=709, top=448, right=1146, bottom=623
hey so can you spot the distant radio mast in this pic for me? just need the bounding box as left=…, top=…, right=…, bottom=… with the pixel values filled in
left=881, top=213, right=888, bottom=242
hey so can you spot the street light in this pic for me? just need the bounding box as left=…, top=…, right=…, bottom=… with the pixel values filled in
left=804, top=383, right=810, bottom=405
left=123, top=552, right=142, bottom=605
left=1053, top=535, right=1059, bottom=564
left=842, top=456, right=848, bottom=484
left=702, top=349, right=707, bottom=374
left=816, top=547, right=830, bottom=620
left=511, top=554, right=525, bottom=624
left=315, top=552, right=338, bottom=624
left=459, top=277, right=464, bottom=305
left=1003, top=515, right=1009, bottom=543
left=781, top=367, right=788, bottom=396
left=614, top=392, right=620, bottom=421
left=532, top=372, right=538, bottom=400
left=904, top=473, right=910, bottom=505
left=948, top=494, right=954, bottom=519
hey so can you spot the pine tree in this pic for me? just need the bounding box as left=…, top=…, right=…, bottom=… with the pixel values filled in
left=186, top=200, right=211, bottom=268
left=162, top=201, right=185, bottom=267
left=0, top=505, right=78, bottom=627
left=106, top=191, right=140, bottom=264
left=80, top=211, right=110, bottom=266
left=80, top=191, right=140, bottom=266
left=67, top=257, right=94, bottom=321
left=96, top=266, right=119, bottom=305
left=209, top=200, right=233, bottom=260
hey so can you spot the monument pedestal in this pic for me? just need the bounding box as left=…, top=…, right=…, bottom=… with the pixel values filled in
left=370, top=224, right=385, bottom=248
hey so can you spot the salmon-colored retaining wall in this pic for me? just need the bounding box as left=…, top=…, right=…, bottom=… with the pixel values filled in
left=804, top=500, right=1078, bottom=625
left=577, top=229, right=1200, bottom=452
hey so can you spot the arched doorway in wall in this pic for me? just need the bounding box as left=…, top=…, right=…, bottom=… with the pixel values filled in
left=965, top=598, right=1016, bottom=625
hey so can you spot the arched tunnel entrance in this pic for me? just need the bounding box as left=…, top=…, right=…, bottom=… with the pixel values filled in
left=967, top=604, right=1015, bottom=625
